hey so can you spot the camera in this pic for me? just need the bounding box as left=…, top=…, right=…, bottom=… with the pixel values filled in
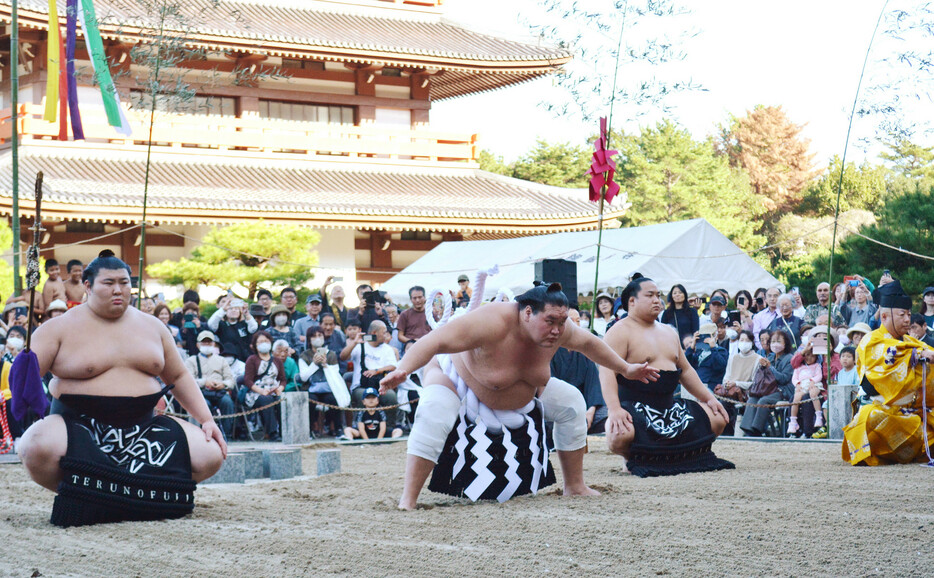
left=698, top=334, right=712, bottom=341
left=14, top=306, right=27, bottom=317
left=363, top=334, right=378, bottom=343
left=727, top=310, right=741, bottom=324
left=363, top=290, right=388, bottom=307
left=755, top=297, right=764, bottom=307
left=883, top=269, right=890, bottom=276
left=848, top=280, right=859, bottom=287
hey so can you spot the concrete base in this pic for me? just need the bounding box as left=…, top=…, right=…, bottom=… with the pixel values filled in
left=240, top=449, right=265, bottom=479
left=829, top=384, right=859, bottom=440
left=265, top=448, right=303, bottom=480
left=202, top=451, right=246, bottom=484
left=317, top=449, right=341, bottom=475
left=281, top=392, right=310, bottom=446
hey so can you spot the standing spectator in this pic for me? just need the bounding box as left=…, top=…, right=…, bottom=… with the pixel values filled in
left=791, top=290, right=806, bottom=318
left=803, top=282, right=845, bottom=326
left=751, top=287, right=768, bottom=313
left=752, top=287, right=781, bottom=348
left=397, top=286, right=431, bottom=353
left=41, top=259, right=66, bottom=305
left=208, top=296, right=257, bottom=361
left=841, top=284, right=878, bottom=328
left=346, top=283, right=373, bottom=324
left=768, top=293, right=804, bottom=349
left=45, top=299, right=68, bottom=319
left=659, top=284, right=698, bottom=345
left=138, top=297, right=155, bottom=315
left=249, top=302, right=268, bottom=328
left=154, top=303, right=182, bottom=345
left=701, top=295, right=727, bottom=325
left=243, top=331, right=286, bottom=441
left=732, top=289, right=755, bottom=332
left=580, top=309, right=592, bottom=331
left=384, top=304, right=404, bottom=355
left=178, top=301, right=205, bottom=356
left=325, top=283, right=348, bottom=330
left=920, top=287, right=934, bottom=332
left=266, top=304, right=300, bottom=351
left=590, top=292, right=617, bottom=337
left=455, top=274, right=472, bottom=308
left=184, top=331, right=236, bottom=438
left=63, top=259, right=86, bottom=307
left=292, top=294, right=324, bottom=348
left=255, top=288, right=275, bottom=315
left=836, top=346, right=859, bottom=387
left=298, top=327, right=343, bottom=437
left=279, top=287, right=306, bottom=324
left=741, top=330, right=794, bottom=436
left=341, top=320, right=400, bottom=430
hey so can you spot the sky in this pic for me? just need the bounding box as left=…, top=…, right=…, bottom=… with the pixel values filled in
left=431, top=0, right=923, bottom=167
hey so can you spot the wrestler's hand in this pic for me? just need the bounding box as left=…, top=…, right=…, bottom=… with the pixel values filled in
left=203, top=420, right=228, bottom=458
left=606, top=407, right=633, bottom=435
left=379, top=369, right=407, bottom=393
left=706, top=398, right=729, bottom=423
left=623, top=361, right=660, bottom=383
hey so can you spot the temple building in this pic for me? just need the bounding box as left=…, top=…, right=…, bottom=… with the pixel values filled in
left=0, top=0, right=625, bottom=295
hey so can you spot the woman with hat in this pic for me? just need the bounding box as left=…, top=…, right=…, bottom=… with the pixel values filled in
left=592, top=292, right=617, bottom=337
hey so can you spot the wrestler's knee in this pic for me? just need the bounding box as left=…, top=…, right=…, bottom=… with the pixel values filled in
left=407, top=384, right=460, bottom=463
left=606, top=428, right=633, bottom=457
left=174, top=418, right=224, bottom=482
left=19, top=415, right=67, bottom=469
left=541, top=379, right=587, bottom=452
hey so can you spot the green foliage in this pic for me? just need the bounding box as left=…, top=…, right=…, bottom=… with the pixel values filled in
left=803, top=187, right=934, bottom=297
left=511, top=139, right=591, bottom=188
left=146, top=221, right=320, bottom=298
left=798, top=157, right=889, bottom=217
left=878, top=136, right=934, bottom=180
left=616, top=120, right=766, bottom=254
left=478, top=149, right=510, bottom=175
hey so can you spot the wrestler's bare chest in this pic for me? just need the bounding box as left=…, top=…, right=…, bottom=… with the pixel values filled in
left=451, top=342, right=553, bottom=410
left=52, top=317, right=165, bottom=381
left=619, top=322, right=680, bottom=371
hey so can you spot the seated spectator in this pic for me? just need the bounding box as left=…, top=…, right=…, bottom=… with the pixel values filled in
left=6, top=284, right=45, bottom=324
left=723, top=330, right=761, bottom=396
left=756, top=329, right=771, bottom=357
left=177, top=301, right=205, bottom=356
left=0, top=325, right=28, bottom=437
left=220, top=341, right=246, bottom=381
left=768, top=293, right=804, bottom=349
left=249, top=302, right=268, bottom=328
left=266, top=304, right=300, bottom=352
left=550, top=309, right=606, bottom=434
left=243, top=331, right=286, bottom=441
left=207, top=295, right=257, bottom=361
left=2, top=326, right=27, bottom=366
left=318, top=313, right=348, bottom=371
left=909, top=313, right=934, bottom=347
left=184, top=331, right=236, bottom=438
left=659, top=284, right=697, bottom=344
left=45, top=299, right=68, bottom=319
left=341, top=320, right=399, bottom=431
left=836, top=346, right=859, bottom=387
left=343, top=387, right=401, bottom=439
left=845, top=322, right=871, bottom=349
left=273, top=339, right=299, bottom=384
left=137, top=296, right=155, bottom=315
left=787, top=347, right=826, bottom=436
left=685, top=323, right=728, bottom=391
left=297, top=327, right=343, bottom=437
left=154, top=303, right=182, bottom=346
left=740, top=329, right=794, bottom=436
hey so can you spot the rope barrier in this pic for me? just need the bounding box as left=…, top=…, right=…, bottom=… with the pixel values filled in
left=158, top=393, right=415, bottom=421
left=712, top=392, right=822, bottom=408
left=0, top=397, right=14, bottom=454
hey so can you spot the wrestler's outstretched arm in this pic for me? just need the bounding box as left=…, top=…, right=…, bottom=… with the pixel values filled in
left=561, top=321, right=660, bottom=383
left=158, top=324, right=228, bottom=457
left=379, top=303, right=510, bottom=392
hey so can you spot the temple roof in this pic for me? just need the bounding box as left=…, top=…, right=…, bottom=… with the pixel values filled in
left=1, top=0, right=572, bottom=100
left=0, top=145, right=626, bottom=234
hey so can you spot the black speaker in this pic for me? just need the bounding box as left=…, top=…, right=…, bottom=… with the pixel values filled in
left=534, top=259, right=578, bottom=309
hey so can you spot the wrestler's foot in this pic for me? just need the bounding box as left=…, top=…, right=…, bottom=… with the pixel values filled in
left=397, top=497, right=417, bottom=511
left=563, top=483, right=601, bottom=497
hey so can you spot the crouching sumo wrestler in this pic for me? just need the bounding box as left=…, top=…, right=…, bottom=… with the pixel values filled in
left=379, top=283, right=658, bottom=510
left=18, top=251, right=227, bottom=527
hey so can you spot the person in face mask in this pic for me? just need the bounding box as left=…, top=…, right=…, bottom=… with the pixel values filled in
left=243, top=331, right=286, bottom=441
left=184, top=331, right=236, bottom=438
left=220, top=341, right=246, bottom=381
left=265, top=304, right=300, bottom=354
left=0, top=327, right=28, bottom=438
left=3, top=327, right=27, bottom=363
left=298, top=327, right=343, bottom=437
left=739, top=330, right=795, bottom=437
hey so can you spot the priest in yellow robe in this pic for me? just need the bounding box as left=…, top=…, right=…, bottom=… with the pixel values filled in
left=843, top=279, right=934, bottom=466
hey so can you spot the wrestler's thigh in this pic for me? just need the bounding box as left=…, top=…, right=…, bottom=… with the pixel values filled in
left=698, top=401, right=727, bottom=436
left=19, top=414, right=67, bottom=464
left=422, top=357, right=457, bottom=396
left=170, top=417, right=224, bottom=482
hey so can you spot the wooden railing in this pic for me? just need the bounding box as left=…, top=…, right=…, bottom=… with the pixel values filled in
left=0, top=104, right=478, bottom=164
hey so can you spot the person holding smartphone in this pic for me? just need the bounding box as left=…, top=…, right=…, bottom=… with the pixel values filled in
left=341, top=319, right=400, bottom=430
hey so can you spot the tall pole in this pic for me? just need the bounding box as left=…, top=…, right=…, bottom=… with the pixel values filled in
left=11, top=0, right=20, bottom=294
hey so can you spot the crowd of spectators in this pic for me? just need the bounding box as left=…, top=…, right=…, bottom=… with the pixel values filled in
left=2, top=259, right=931, bottom=446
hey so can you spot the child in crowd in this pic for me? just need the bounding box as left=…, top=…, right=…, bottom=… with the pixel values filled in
left=836, top=346, right=859, bottom=387
left=787, top=348, right=824, bottom=435
left=343, top=388, right=402, bottom=440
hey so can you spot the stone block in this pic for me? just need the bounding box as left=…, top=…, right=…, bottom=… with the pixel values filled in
left=240, top=449, right=265, bottom=479
left=317, top=449, right=341, bottom=476
left=281, top=391, right=310, bottom=446
left=829, top=384, right=859, bottom=440
left=265, top=448, right=302, bottom=480
left=202, top=451, right=245, bottom=484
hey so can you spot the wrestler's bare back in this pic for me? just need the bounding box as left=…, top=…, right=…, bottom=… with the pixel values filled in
left=33, top=304, right=172, bottom=398
left=425, top=303, right=563, bottom=411
left=609, top=317, right=682, bottom=371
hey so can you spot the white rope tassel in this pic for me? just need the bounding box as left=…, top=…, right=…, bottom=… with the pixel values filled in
left=426, top=288, right=453, bottom=331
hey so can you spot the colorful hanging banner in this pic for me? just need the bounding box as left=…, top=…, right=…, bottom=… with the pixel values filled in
left=77, top=0, right=132, bottom=136
left=43, top=0, right=62, bottom=122
left=65, top=0, right=84, bottom=140
left=58, top=25, right=69, bottom=141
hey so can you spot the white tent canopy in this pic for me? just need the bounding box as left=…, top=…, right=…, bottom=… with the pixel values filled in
left=380, top=219, right=782, bottom=305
